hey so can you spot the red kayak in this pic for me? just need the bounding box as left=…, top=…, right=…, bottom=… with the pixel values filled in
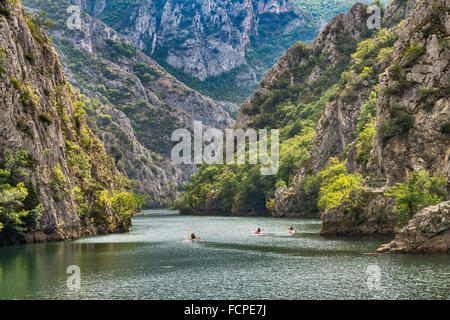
left=288, top=229, right=297, bottom=234
left=252, top=231, right=263, bottom=234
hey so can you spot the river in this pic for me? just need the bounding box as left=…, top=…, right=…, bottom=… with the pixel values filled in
left=0, top=210, right=448, bottom=299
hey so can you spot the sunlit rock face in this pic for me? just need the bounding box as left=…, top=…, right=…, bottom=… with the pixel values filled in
left=75, top=0, right=313, bottom=82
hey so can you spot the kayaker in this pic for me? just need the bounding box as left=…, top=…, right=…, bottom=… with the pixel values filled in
left=289, top=226, right=294, bottom=231
left=257, top=227, right=261, bottom=233
left=190, top=233, right=196, bottom=240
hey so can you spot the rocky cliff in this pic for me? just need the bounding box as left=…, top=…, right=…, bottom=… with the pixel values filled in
left=72, top=0, right=318, bottom=103
left=269, top=0, right=440, bottom=220
left=323, top=0, right=449, bottom=238
left=0, top=0, right=139, bottom=244
left=369, top=0, right=450, bottom=185
left=300, top=0, right=449, bottom=253
left=24, top=0, right=235, bottom=208
left=377, top=201, right=449, bottom=253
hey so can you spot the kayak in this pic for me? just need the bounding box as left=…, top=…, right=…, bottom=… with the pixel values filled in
left=252, top=231, right=263, bottom=234
left=288, top=230, right=296, bottom=234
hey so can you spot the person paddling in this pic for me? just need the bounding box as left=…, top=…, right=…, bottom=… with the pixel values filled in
left=190, top=233, right=196, bottom=240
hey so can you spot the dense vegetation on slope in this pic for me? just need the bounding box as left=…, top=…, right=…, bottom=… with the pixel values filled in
left=175, top=0, right=449, bottom=225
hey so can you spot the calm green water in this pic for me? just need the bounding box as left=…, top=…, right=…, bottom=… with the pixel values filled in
left=0, top=210, right=449, bottom=299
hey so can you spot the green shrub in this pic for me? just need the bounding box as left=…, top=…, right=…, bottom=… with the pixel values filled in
left=97, top=190, right=144, bottom=226
left=355, top=119, right=375, bottom=168
left=402, top=43, right=425, bottom=67
left=24, top=52, right=36, bottom=64
left=440, top=122, right=450, bottom=135
left=378, top=105, right=414, bottom=144
left=19, top=85, right=40, bottom=109
left=39, top=112, right=53, bottom=124
left=385, top=171, right=446, bottom=227
left=50, top=165, right=67, bottom=200
left=10, top=77, right=21, bottom=90
left=0, top=7, right=10, bottom=17
left=0, top=150, right=43, bottom=239
left=317, top=158, right=362, bottom=213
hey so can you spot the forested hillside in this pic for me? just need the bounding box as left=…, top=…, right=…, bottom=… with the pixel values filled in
left=175, top=0, right=449, bottom=253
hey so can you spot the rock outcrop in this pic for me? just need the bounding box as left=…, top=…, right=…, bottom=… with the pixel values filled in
left=0, top=0, right=132, bottom=244
left=321, top=188, right=396, bottom=235
left=377, top=201, right=450, bottom=253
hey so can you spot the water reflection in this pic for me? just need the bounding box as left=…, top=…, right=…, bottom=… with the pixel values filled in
left=0, top=211, right=449, bottom=300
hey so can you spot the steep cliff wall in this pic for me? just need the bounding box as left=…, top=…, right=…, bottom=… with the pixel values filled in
left=319, top=0, right=449, bottom=244
left=0, top=0, right=137, bottom=244
left=24, top=0, right=235, bottom=208
left=369, top=0, right=450, bottom=185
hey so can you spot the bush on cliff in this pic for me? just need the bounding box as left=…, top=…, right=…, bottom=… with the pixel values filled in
left=317, top=158, right=362, bottom=213
left=385, top=171, right=446, bottom=227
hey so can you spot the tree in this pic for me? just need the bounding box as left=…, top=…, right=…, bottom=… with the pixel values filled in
left=317, top=158, right=362, bottom=213
left=385, top=171, right=446, bottom=226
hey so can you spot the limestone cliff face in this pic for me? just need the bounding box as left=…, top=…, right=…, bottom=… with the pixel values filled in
left=75, top=0, right=311, bottom=81
left=369, top=0, right=450, bottom=185
left=235, top=2, right=373, bottom=130
left=0, top=0, right=130, bottom=244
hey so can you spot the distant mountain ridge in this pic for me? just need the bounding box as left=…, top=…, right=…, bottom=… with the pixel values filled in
left=71, top=0, right=319, bottom=103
